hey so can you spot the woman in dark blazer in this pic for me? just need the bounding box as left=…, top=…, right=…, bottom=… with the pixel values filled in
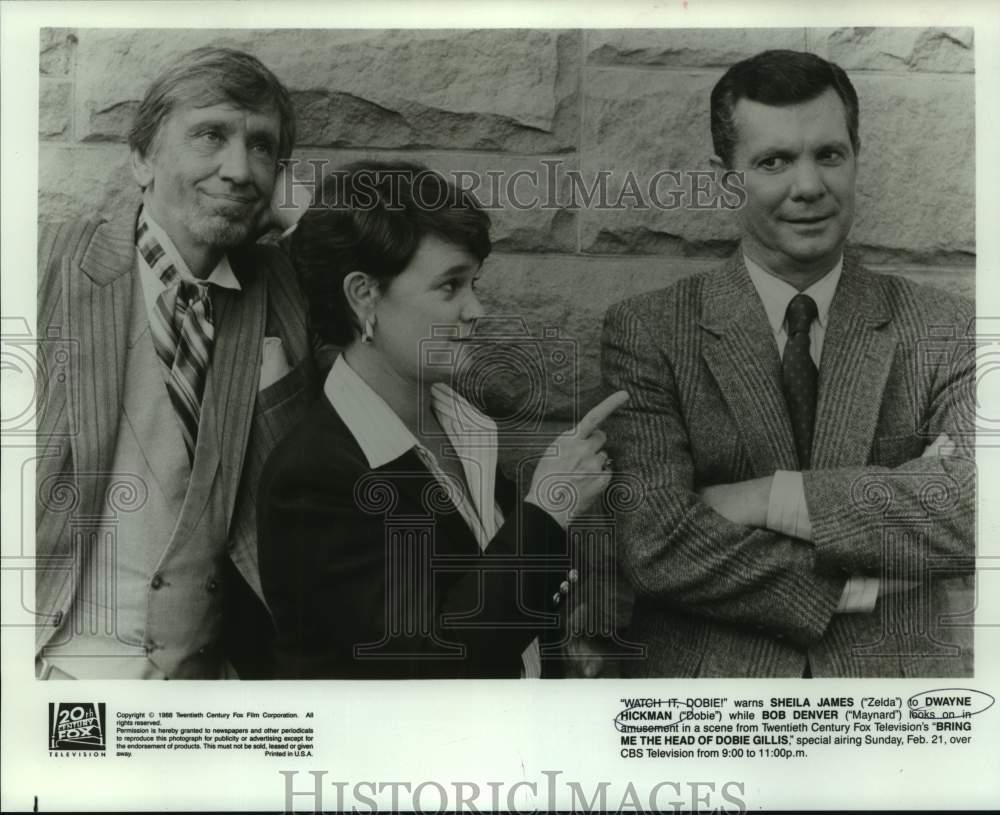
left=257, top=161, right=625, bottom=679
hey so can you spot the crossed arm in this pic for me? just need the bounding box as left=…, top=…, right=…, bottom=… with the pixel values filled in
left=601, top=299, right=975, bottom=648
left=698, top=370, right=974, bottom=582
left=699, top=434, right=965, bottom=608
left=602, top=301, right=844, bottom=648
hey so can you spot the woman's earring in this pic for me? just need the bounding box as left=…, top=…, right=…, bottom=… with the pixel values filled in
left=362, top=313, right=376, bottom=344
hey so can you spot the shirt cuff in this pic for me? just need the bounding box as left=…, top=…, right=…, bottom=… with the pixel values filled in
left=766, top=470, right=812, bottom=540
left=835, top=577, right=880, bottom=613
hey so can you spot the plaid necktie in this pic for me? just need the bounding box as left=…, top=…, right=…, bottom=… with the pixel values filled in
left=137, top=214, right=214, bottom=462
left=782, top=293, right=818, bottom=469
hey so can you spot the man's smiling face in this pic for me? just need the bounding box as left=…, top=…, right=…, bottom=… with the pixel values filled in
left=131, top=101, right=281, bottom=261
left=728, top=87, right=857, bottom=281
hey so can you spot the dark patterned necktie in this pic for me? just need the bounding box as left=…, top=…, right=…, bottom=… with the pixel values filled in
left=782, top=293, right=819, bottom=469
left=137, top=214, right=214, bottom=462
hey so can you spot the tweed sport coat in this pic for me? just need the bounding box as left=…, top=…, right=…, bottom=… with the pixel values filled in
left=601, top=252, right=975, bottom=678
left=34, top=208, right=316, bottom=667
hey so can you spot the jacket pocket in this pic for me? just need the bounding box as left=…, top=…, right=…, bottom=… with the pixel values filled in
left=256, top=361, right=310, bottom=414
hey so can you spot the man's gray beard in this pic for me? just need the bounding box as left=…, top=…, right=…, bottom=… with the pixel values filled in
left=189, top=211, right=255, bottom=251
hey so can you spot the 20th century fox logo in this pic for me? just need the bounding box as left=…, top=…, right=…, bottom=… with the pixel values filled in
left=48, top=703, right=106, bottom=756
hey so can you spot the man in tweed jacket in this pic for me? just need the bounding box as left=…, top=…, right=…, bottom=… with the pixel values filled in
left=35, top=48, right=314, bottom=679
left=602, top=50, right=975, bottom=677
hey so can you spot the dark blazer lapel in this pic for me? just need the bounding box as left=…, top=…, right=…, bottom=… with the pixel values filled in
left=320, top=387, right=493, bottom=559
left=209, top=253, right=267, bottom=530
left=811, top=256, right=895, bottom=469
left=698, top=255, right=799, bottom=473
left=495, top=470, right=519, bottom=516
left=66, top=214, right=137, bottom=517
left=377, top=449, right=483, bottom=559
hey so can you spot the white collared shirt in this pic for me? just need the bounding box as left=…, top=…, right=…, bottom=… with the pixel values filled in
left=744, top=253, right=842, bottom=366
left=744, top=254, right=878, bottom=614
left=324, top=355, right=542, bottom=675
left=135, top=212, right=241, bottom=328
left=135, top=212, right=295, bottom=396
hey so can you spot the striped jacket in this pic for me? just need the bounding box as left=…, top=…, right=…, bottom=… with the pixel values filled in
left=34, top=209, right=316, bottom=660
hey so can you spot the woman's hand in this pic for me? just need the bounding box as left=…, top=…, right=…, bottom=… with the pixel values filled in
left=526, top=391, right=629, bottom=528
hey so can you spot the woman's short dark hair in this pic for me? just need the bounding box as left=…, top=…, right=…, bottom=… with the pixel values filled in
left=128, top=46, right=296, bottom=161
left=292, top=160, right=492, bottom=347
left=710, top=49, right=860, bottom=168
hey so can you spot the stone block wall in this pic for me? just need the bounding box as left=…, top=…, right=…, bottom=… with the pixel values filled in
left=39, top=28, right=975, bottom=422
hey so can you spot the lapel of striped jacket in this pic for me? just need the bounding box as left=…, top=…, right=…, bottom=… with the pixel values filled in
left=263, top=242, right=310, bottom=366
left=697, top=254, right=799, bottom=474
left=811, top=254, right=895, bottom=468
left=67, top=212, right=138, bottom=517
left=207, top=244, right=268, bottom=532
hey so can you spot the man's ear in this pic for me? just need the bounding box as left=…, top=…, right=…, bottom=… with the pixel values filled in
left=709, top=154, right=727, bottom=174
left=342, top=271, right=380, bottom=325
left=130, top=148, right=154, bottom=190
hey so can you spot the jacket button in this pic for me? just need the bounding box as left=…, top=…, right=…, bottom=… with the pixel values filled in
left=52, top=610, right=63, bottom=627
left=206, top=579, right=218, bottom=594
left=151, top=574, right=164, bottom=590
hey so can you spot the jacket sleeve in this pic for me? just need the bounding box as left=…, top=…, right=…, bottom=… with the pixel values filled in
left=257, top=440, right=567, bottom=678
left=37, top=220, right=79, bottom=340
left=34, top=220, right=77, bottom=637
left=802, top=297, right=976, bottom=577
left=601, top=299, right=844, bottom=649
